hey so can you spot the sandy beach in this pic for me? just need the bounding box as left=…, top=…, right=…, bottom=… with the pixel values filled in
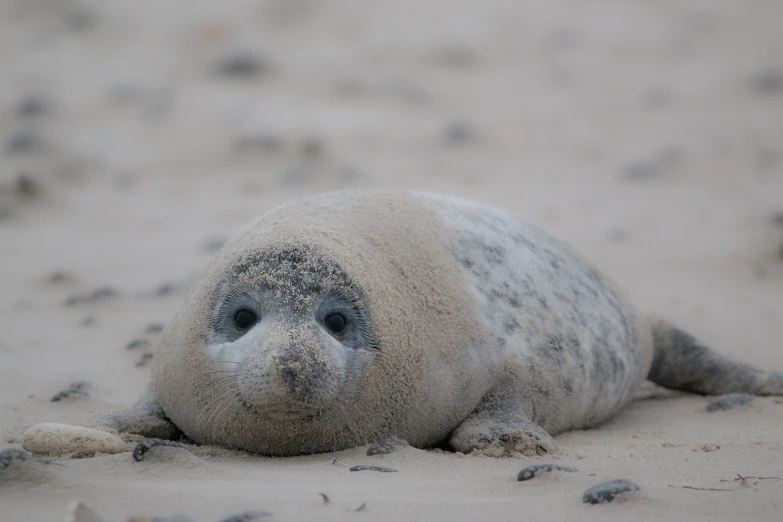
left=2, top=0, right=783, bottom=520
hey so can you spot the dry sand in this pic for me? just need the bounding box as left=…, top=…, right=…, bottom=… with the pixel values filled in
left=2, top=0, right=783, bottom=520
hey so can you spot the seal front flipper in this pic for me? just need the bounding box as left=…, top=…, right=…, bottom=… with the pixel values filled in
left=648, top=319, right=783, bottom=396
left=93, top=387, right=182, bottom=440
left=449, top=394, right=556, bottom=457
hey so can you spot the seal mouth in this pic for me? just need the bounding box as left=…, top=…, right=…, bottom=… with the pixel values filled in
left=238, top=398, right=325, bottom=422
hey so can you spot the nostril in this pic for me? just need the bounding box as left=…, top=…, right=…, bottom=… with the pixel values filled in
left=280, top=366, right=298, bottom=386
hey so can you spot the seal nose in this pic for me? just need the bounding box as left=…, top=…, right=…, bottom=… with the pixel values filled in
left=275, top=351, right=306, bottom=392
left=271, top=345, right=328, bottom=399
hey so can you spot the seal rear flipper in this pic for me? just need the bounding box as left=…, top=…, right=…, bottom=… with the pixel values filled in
left=449, top=394, right=556, bottom=457
left=92, top=387, right=182, bottom=440
left=648, top=319, right=783, bottom=396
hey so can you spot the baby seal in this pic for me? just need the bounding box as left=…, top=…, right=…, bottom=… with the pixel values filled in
left=99, top=191, right=783, bottom=456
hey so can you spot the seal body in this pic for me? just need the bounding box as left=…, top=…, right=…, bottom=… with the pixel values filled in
left=99, top=190, right=783, bottom=456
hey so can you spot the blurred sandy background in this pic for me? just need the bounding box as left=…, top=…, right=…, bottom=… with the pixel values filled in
left=1, top=0, right=783, bottom=520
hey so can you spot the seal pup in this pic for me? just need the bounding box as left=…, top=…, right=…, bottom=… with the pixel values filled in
left=98, top=190, right=783, bottom=456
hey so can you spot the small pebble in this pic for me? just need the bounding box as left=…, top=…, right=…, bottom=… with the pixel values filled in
left=135, top=353, right=154, bottom=367
left=349, top=465, right=397, bottom=473
left=51, top=381, right=91, bottom=402
left=81, top=316, right=96, bottom=327
left=0, top=448, right=32, bottom=470
left=367, top=436, right=409, bottom=456
left=47, top=271, right=71, bottom=284
left=64, top=7, right=99, bottom=32
left=215, top=53, right=268, bottom=79
left=517, top=463, right=578, bottom=481
left=694, top=443, right=721, bottom=452
left=18, top=96, right=48, bottom=117
left=15, top=173, right=42, bottom=198
left=155, top=283, right=175, bottom=297
left=126, top=339, right=151, bottom=350
left=751, top=69, right=783, bottom=95
left=621, top=148, right=685, bottom=180
left=65, top=287, right=118, bottom=306
left=583, top=479, right=640, bottom=504
left=6, top=130, right=43, bottom=155
left=443, top=121, right=476, bottom=145
left=706, top=394, right=756, bottom=412
left=132, top=438, right=187, bottom=462
left=299, top=136, right=324, bottom=160
left=146, top=322, right=165, bottom=334
left=217, top=510, right=273, bottom=522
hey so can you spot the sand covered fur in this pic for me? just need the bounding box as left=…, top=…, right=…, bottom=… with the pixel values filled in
left=98, top=191, right=783, bottom=458
left=149, top=191, right=489, bottom=454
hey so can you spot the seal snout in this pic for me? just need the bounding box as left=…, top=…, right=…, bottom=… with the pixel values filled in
left=234, top=334, right=338, bottom=416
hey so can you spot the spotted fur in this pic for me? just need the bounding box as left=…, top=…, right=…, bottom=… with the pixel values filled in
left=96, top=190, right=783, bottom=457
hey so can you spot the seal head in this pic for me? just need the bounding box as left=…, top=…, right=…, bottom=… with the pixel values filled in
left=149, top=191, right=490, bottom=456
left=207, top=245, right=379, bottom=419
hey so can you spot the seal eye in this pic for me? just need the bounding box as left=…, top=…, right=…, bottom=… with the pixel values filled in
left=233, top=308, right=258, bottom=330
left=324, top=313, right=347, bottom=335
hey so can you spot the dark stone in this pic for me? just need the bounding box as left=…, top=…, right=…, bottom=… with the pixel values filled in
left=517, top=463, right=578, bottom=481
left=0, top=448, right=32, bottom=469
left=135, top=353, right=154, bottom=367
left=706, top=394, right=755, bottom=412
left=146, top=322, right=165, bottom=334
left=17, top=96, right=48, bottom=117
left=15, top=174, right=42, bottom=198
left=126, top=339, right=151, bottom=350
left=349, top=465, right=398, bottom=473
left=216, top=511, right=273, bottom=522
left=621, top=148, right=685, bottom=180
left=65, top=286, right=118, bottom=306
left=132, top=438, right=187, bottom=462
left=6, top=131, right=43, bottom=155
left=64, top=7, right=99, bottom=32
left=215, top=53, right=269, bottom=79
left=583, top=479, right=640, bottom=504
left=51, top=381, right=91, bottom=402
left=751, top=70, right=783, bottom=95
left=155, top=283, right=175, bottom=297
left=444, top=121, right=476, bottom=145
left=299, top=136, right=325, bottom=160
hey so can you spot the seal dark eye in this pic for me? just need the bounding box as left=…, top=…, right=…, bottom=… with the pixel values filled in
left=324, top=313, right=347, bottom=334
left=233, top=308, right=258, bottom=330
